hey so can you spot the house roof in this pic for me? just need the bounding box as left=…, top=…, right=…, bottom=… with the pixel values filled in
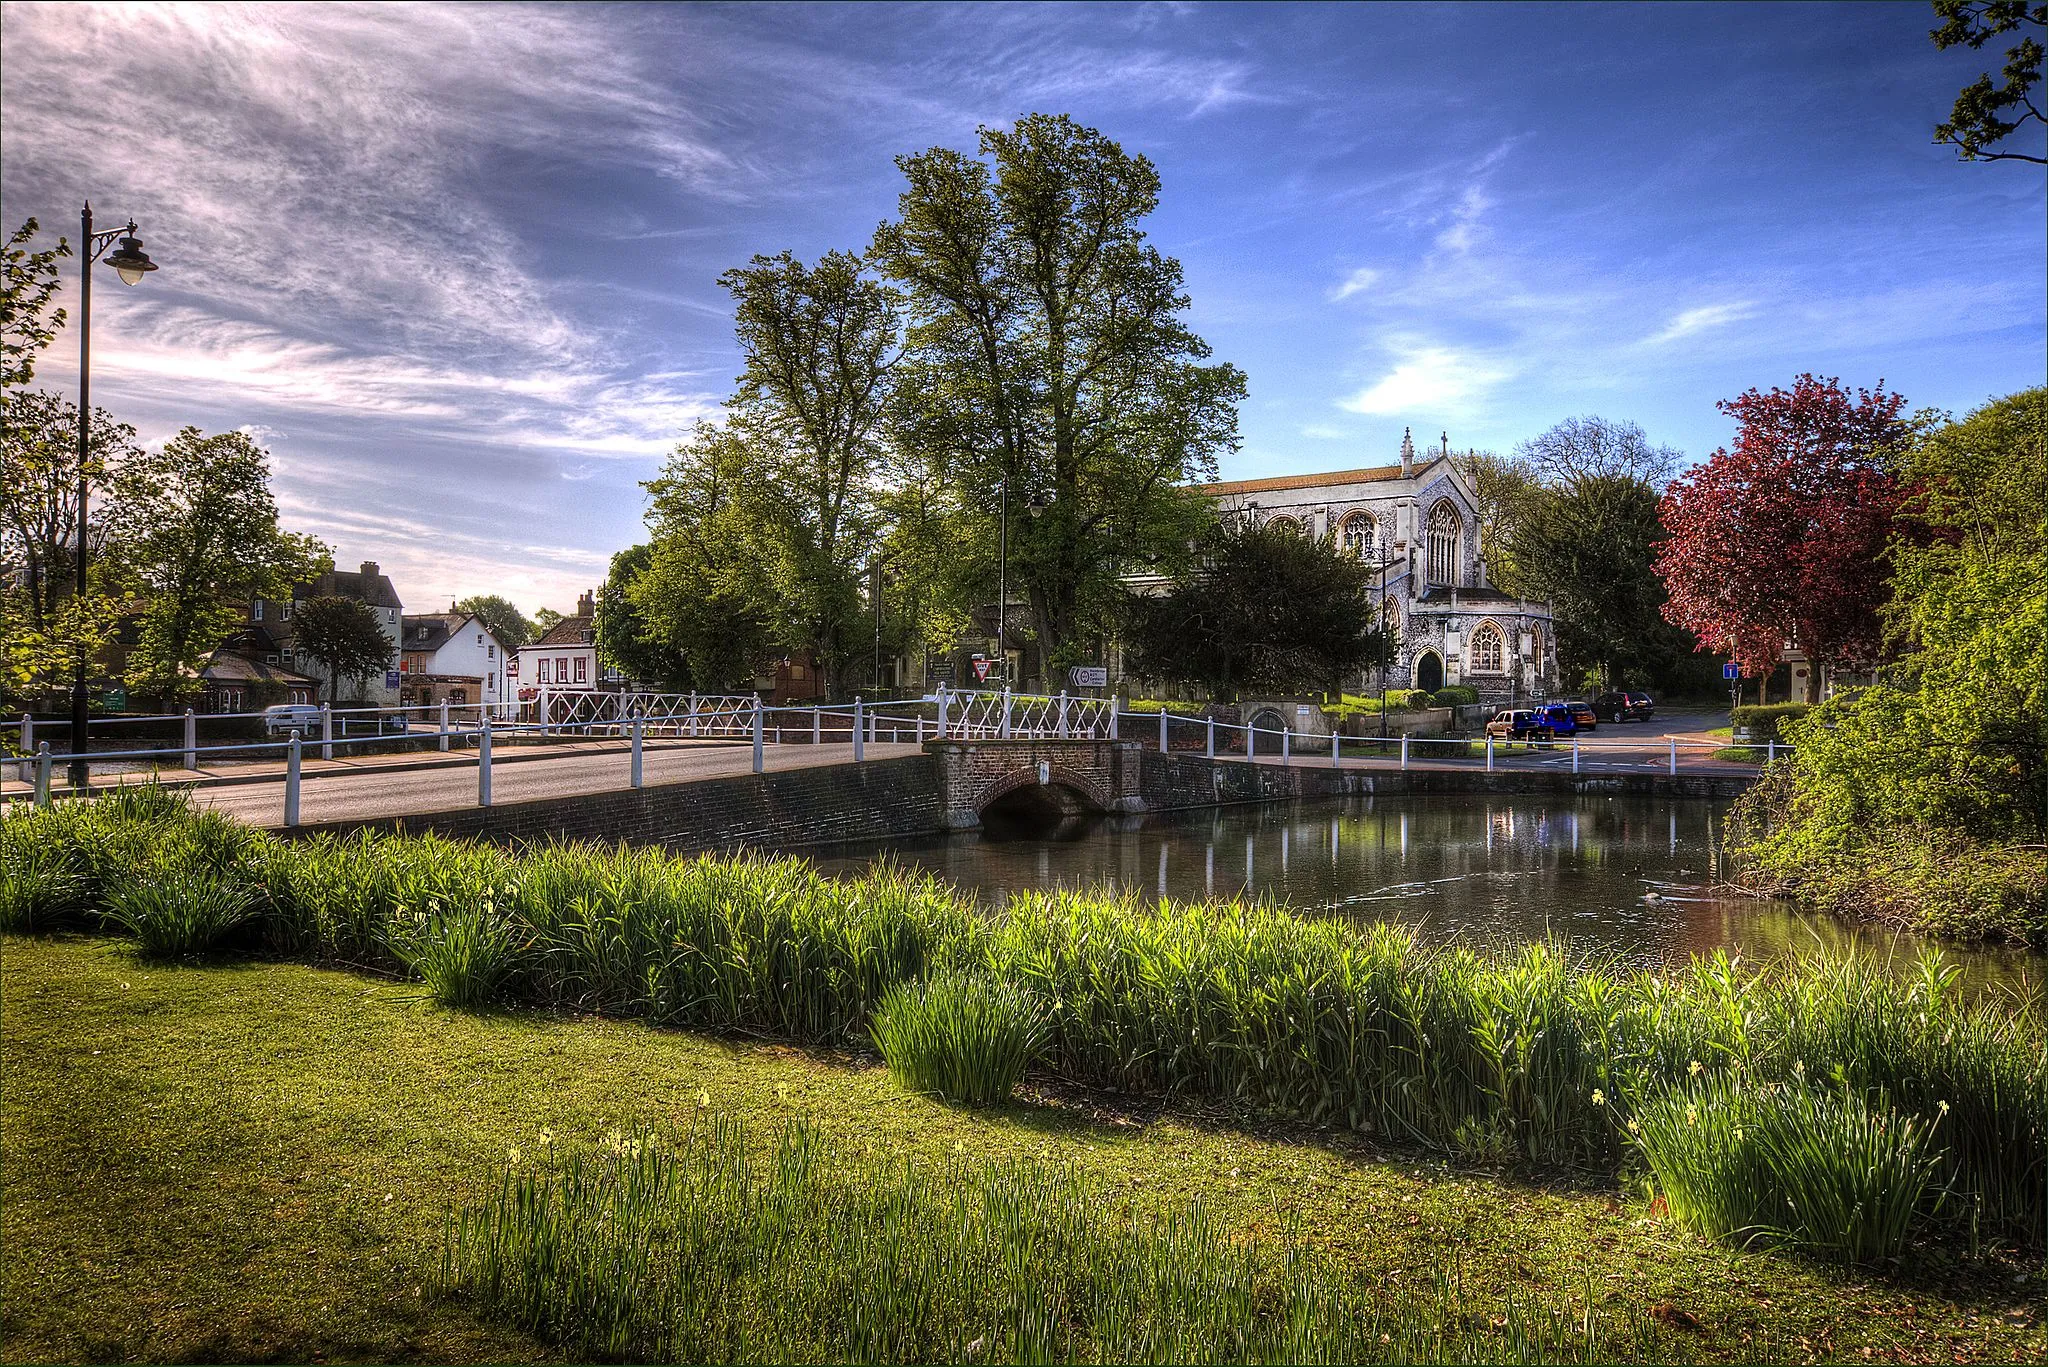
left=402, top=612, right=467, bottom=653
left=201, top=649, right=316, bottom=686
left=1196, top=457, right=1446, bottom=498
left=532, top=614, right=595, bottom=648
left=299, top=562, right=402, bottom=611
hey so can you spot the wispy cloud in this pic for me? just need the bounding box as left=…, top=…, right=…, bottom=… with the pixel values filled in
left=1329, top=267, right=1380, bottom=301
left=1338, top=345, right=1513, bottom=416
left=1647, top=302, right=1757, bottom=344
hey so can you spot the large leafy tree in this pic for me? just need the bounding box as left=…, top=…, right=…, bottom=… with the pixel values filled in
left=715, top=250, right=899, bottom=697
left=871, top=114, right=1245, bottom=669
left=291, top=595, right=394, bottom=704
left=2, top=218, right=68, bottom=391
left=1656, top=376, right=1910, bottom=699
left=1123, top=521, right=1390, bottom=703
left=1, top=391, right=141, bottom=631
left=1492, top=418, right=1694, bottom=689
left=109, top=427, right=332, bottom=703
left=633, top=423, right=775, bottom=693
left=454, top=594, right=534, bottom=650
left=1931, top=1, right=2046, bottom=164
left=594, top=543, right=691, bottom=690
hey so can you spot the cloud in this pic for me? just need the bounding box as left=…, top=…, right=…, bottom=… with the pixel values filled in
left=1338, top=346, right=1512, bottom=416
left=1299, top=423, right=1349, bottom=439
left=1647, top=302, right=1757, bottom=344
left=1329, top=267, right=1380, bottom=301
left=1433, top=185, right=1492, bottom=255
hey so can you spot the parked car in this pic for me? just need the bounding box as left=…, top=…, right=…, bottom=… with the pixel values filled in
left=1591, top=691, right=1656, bottom=722
left=1564, top=699, right=1598, bottom=732
left=263, top=704, right=321, bottom=736
left=1485, top=709, right=1554, bottom=743
left=1533, top=702, right=1581, bottom=737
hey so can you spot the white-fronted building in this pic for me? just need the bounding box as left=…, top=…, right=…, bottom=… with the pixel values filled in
left=1198, top=428, right=1559, bottom=703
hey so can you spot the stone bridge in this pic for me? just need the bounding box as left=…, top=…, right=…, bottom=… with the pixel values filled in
left=927, top=739, right=1147, bottom=830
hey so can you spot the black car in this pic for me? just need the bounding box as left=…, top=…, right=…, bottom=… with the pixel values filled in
left=1592, top=691, right=1655, bottom=722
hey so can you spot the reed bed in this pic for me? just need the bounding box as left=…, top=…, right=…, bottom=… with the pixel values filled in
left=441, top=1116, right=1649, bottom=1364
left=4, top=786, right=2043, bottom=1255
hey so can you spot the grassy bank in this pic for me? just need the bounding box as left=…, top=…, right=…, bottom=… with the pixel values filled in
left=6, top=936, right=2043, bottom=1363
left=4, top=788, right=2044, bottom=1258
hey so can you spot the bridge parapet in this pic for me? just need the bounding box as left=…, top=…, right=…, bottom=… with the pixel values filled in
left=926, top=738, right=1146, bottom=830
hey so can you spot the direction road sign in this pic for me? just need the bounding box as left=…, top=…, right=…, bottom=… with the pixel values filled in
left=1068, top=665, right=1109, bottom=688
left=1722, top=662, right=1741, bottom=680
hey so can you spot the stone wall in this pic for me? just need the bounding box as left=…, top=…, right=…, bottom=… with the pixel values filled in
left=927, top=739, right=1144, bottom=828
left=1140, top=752, right=1753, bottom=806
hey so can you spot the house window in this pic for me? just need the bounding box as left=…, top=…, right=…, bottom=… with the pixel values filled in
left=1470, top=621, right=1506, bottom=673
left=282, top=648, right=294, bottom=666
left=1427, top=502, right=1462, bottom=586
left=252, top=599, right=264, bottom=621
left=450, top=689, right=467, bottom=705
left=536, top=658, right=551, bottom=683
left=280, top=600, right=292, bottom=621
left=220, top=687, right=243, bottom=712
left=574, top=657, right=587, bottom=684
left=1340, top=512, right=1378, bottom=560
left=558, top=655, right=570, bottom=681
left=487, top=643, right=495, bottom=659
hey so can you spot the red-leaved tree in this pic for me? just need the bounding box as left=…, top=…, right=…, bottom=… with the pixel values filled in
left=1656, top=375, right=1909, bottom=700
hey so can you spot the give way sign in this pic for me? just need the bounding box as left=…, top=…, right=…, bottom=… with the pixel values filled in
left=972, top=658, right=992, bottom=682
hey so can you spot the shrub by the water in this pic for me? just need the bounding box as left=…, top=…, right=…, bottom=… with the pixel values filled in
left=395, top=900, right=524, bottom=1008
left=871, top=972, right=1045, bottom=1105
left=1633, top=1075, right=1945, bottom=1264
left=1728, top=703, right=1810, bottom=740
left=441, top=1116, right=1647, bottom=1364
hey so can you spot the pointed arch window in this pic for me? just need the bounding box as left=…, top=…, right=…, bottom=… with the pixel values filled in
left=1470, top=621, right=1506, bottom=673
left=1265, top=514, right=1302, bottom=535
left=1339, top=512, right=1378, bottom=560
left=1426, top=503, right=1462, bottom=586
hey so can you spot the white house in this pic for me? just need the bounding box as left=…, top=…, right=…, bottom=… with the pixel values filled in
left=512, top=590, right=626, bottom=708
left=398, top=611, right=512, bottom=715
left=1198, top=428, right=1559, bottom=703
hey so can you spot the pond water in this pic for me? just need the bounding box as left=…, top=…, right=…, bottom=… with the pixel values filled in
left=804, top=794, right=2042, bottom=994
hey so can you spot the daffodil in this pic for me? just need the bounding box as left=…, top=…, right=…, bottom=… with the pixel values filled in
left=1590, top=1089, right=1606, bottom=1107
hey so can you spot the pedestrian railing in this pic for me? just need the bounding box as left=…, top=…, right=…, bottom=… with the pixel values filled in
left=1, top=693, right=1782, bottom=827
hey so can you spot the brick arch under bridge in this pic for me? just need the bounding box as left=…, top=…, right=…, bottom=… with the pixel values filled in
left=927, top=739, right=1147, bottom=830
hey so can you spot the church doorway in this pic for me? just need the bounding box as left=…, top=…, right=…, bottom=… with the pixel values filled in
left=1415, top=651, right=1444, bottom=693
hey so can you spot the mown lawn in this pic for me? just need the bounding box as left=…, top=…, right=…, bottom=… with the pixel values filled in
left=3, top=935, right=2040, bottom=1364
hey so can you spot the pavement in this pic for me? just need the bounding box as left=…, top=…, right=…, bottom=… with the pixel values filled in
left=2, top=707, right=1748, bottom=830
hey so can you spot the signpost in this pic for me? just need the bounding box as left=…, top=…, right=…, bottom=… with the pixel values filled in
left=1724, top=660, right=1742, bottom=709
left=972, top=657, right=992, bottom=683
left=1068, top=665, right=1108, bottom=689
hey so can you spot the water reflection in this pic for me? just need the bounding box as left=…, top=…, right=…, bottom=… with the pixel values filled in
left=803, top=795, right=2041, bottom=993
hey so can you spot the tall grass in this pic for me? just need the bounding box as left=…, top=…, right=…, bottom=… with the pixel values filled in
left=1633, top=1075, right=1946, bottom=1263
left=101, top=873, right=261, bottom=960
left=871, top=972, right=1046, bottom=1105
left=7, top=790, right=2044, bottom=1253
left=441, top=1116, right=1648, bottom=1364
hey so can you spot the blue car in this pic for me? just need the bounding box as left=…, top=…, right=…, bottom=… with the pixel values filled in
left=1533, top=702, right=1580, bottom=737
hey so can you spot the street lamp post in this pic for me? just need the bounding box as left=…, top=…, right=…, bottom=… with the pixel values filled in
left=995, top=476, right=1008, bottom=685
left=68, top=203, right=159, bottom=790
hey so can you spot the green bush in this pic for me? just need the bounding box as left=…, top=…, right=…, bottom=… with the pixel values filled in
left=101, top=871, right=261, bottom=959
left=1429, top=686, right=1480, bottom=707
left=1386, top=688, right=1434, bottom=711
left=395, top=900, right=526, bottom=1008
left=871, top=972, right=1045, bottom=1105
left=1634, top=1075, right=1945, bottom=1264
left=1730, top=703, right=1810, bottom=740
left=1120, top=699, right=1207, bottom=716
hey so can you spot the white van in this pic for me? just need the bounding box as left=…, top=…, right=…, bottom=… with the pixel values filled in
left=263, top=704, right=321, bottom=736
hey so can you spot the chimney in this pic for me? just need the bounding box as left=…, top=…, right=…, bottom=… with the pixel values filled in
left=359, top=560, right=379, bottom=578
left=577, top=589, right=595, bottom=617
left=1399, top=426, right=1414, bottom=478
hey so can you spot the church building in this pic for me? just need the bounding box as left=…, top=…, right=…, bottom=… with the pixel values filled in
left=1198, top=428, right=1558, bottom=704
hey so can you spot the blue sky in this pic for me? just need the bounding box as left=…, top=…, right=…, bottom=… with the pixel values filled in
left=3, top=2, right=2041, bottom=615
